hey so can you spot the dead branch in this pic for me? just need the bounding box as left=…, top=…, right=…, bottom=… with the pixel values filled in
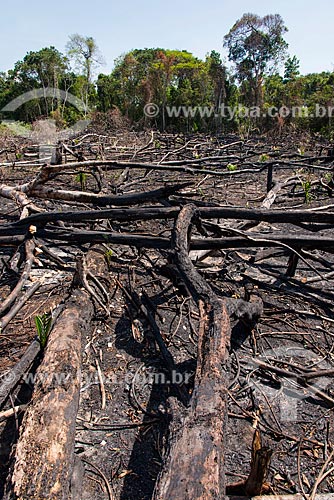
left=6, top=206, right=334, bottom=232
left=0, top=239, right=35, bottom=316
left=35, top=228, right=334, bottom=252
left=0, top=339, right=41, bottom=409
left=28, top=181, right=191, bottom=206
left=0, top=282, right=41, bottom=331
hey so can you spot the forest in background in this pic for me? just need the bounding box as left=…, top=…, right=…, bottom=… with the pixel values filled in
left=1, top=13, right=334, bottom=137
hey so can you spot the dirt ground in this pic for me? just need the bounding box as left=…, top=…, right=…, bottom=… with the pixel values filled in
left=1, top=129, right=334, bottom=499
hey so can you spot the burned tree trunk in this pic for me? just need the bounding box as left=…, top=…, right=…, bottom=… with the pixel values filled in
left=153, top=204, right=231, bottom=500
left=5, top=288, right=93, bottom=499
left=4, top=245, right=111, bottom=499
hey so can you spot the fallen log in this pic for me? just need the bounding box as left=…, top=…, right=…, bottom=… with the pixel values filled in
left=2, top=227, right=334, bottom=253
left=0, top=184, right=41, bottom=217
left=0, top=405, right=27, bottom=422
left=37, top=228, right=334, bottom=251
left=13, top=157, right=332, bottom=179
left=153, top=204, right=231, bottom=500
left=23, top=159, right=264, bottom=178
left=29, top=181, right=191, bottom=206
left=5, top=287, right=94, bottom=499
left=5, top=247, right=109, bottom=499
left=0, top=235, right=26, bottom=246
left=6, top=206, right=334, bottom=232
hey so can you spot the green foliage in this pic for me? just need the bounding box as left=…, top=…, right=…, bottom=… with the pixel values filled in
left=98, top=48, right=220, bottom=131
left=75, top=171, right=87, bottom=190
left=35, top=312, right=52, bottom=348
left=104, top=248, right=114, bottom=265
left=264, top=70, right=334, bottom=134
left=301, top=178, right=313, bottom=204
left=284, top=56, right=300, bottom=81
left=224, top=13, right=288, bottom=107
left=0, top=123, right=14, bottom=136
left=227, top=163, right=237, bottom=171
left=259, top=153, right=270, bottom=162
left=0, top=46, right=89, bottom=126
left=1, top=21, right=334, bottom=137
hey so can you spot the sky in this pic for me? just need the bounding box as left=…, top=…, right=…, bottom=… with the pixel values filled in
left=1, top=0, right=334, bottom=76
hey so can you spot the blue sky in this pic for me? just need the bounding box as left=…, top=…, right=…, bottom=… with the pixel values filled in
left=1, top=0, right=334, bottom=76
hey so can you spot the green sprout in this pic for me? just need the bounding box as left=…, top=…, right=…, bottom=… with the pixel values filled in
left=324, top=173, right=333, bottom=184
left=75, top=171, right=87, bottom=191
left=259, top=154, right=269, bottom=162
left=227, top=163, right=237, bottom=171
left=302, top=179, right=313, bottom=204
left=35, top=312, right=52, bottom=348
left=104, top=248, right=114, bottom=265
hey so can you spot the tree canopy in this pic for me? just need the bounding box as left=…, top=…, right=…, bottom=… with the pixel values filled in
left=1, top=19, right=334, bottom=137
left=224, top=13, right=288, bottom=106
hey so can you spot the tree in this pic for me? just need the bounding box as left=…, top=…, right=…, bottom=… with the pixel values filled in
left=207, top=51, right=226, bottom=111
left=100, top=48, right=216, bottom=131
left=224, top=13, right=288, bottom=107
left=1, top=47, right=74, bottom=122
left=206, top=51, right=227, bottom=130
left=284, top=55, right=300, bottom=81
left=154, top=50, right=176, bottom=130
left=66, top=34, right=104, bottom=111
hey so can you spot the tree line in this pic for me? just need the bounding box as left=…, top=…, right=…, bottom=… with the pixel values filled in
left=1, top=13, right=334, bottom=137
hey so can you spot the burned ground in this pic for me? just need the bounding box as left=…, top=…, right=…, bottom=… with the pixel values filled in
left=0, top=130, right=334, bottom=499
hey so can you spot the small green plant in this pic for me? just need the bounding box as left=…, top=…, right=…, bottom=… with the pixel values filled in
left=3, top=121, right=31, bottom=137
left=0, top=123, right=14, bottom=136
left=227, top=163, right=237, bottom=171
left=324, top=173, right=333, bottom=184
left=259, top=154, right=269, bottom=162
left=154, top=140, right=161, bottom=149
left=302, top=179, right=313, bottom=204
left=104, top=248, right=114, bottom=265
left=75, top=171, right=87, bottom=191
left=35, top=312, right=52, bottom=348
left=298, top=146, right=305, bottom=156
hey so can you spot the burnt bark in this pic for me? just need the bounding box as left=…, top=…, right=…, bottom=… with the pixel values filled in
left=29, top=182, right=191, bottom=206
left=0, top=339, right=41, bottom=410
left=7, top=206, right=334, bottom=231
left=5, top=288, right=93, bottom=499
left=153, top=205, right=231, bottom=500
